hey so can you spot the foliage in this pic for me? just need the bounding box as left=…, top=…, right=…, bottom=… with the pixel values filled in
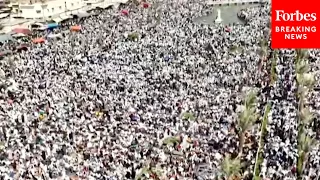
left=297, top=132, right=317, bottom=178
left=244, top=91, right=257, bottom=110
left=135, top=166, right=163, bottom=180
left=253, top=103, right=271, bottom=179
left=150, top=167, right=163, bottom=178
left=295, top=50, right=314, bottom=89
left=296, top=59, right=309, bottom=75
left=297, top=73, right=315, bottom=88
left=135, top=166, right=150, bottom=180
left=270, top=50, right=278, bottom=85
left=238, top=108, right=257, bottom=134
left=182, top=112, right=195, bottom=121
left=298, top=132, right=317, bottom=153
left=299, top=107, right=314, bottom=126
left=259, top=39, right=268, bottom=48
left=270, top=58, right=277, bottom=85
left=258, top=39, right=268, bottom=58
left=221, top=154, right=243, bottom=179
left=162, top=136, right=180, bottom=146
left=237, top=90, right=258, bottom=156
left=229, top=45, right=238, bottom=52
left=295, top=49, right=316, bottom=180
left=128, top=32, right=139, bottom=41
left=238, top=91, right=258, bottom=134
left=295, top=49, right=309, bottom=64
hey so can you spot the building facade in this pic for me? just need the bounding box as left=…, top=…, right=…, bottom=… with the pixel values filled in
left=0, top=0, right=11, bottom=19
left=10, top=0, right=127, bottom=19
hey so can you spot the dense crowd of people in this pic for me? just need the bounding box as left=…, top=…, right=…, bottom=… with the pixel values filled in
left=0, top=0, right=319, bottom=179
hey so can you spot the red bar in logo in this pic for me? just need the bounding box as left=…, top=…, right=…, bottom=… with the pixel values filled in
left=271, top=0, right=320, bottom=48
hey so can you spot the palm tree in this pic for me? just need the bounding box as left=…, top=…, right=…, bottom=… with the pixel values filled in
left=295, top=49, right=312, bottom=117
left=162, top=136, right=180, bottom=147
left=294, top=49, right=317, bottom=179
left=257, top=38, right=268, bottom=73
left=295, top=49, right=314, bottom=122
left=221, top=154, right=242, bottom=180
left=295, top=58, right=309, bottom=75
left=229, top=45, right=238, bottom=53
left=253, top=103, right=271, bottom=179
left=258, top=39, right=268, bottom=62
left=135, top=166, right=150, bottom=180
left=299, top=107, right=314, bottom=126
left=244, top=91, right=257, bottom=110
left=270, top=50, right=278, bottom=85
left=295, top=49, right=308, bottom=64
left=135, top=164, right=163, bottom=180
left=237, top=90, right=258, bottom=156
left=150, top=167, right=163, bottom=179
left=182, top=112, right=195, bottom=121
left=128, top=32, right=139, bottom=41
left=297, top=73, right=315, bottom=89
left=297, top=131, right=317, bottom=179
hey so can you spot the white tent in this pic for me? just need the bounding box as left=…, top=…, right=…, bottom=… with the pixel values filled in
left=47, top=33, right=63, bottom=39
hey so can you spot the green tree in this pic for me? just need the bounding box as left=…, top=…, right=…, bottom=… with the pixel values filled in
left=297, top=132, right=317, bottom=179
left=162, top=136, right=180, bottom=146
left=253, top=103, right=271, bottom=179
left=135, top=164, right=163, bottom=180
left=221, top=154, right=242, bottom=180
left=295, top=49, right=317, bottom=179
left=299, top=107, right=314, bottom=127
left=270, top=50, right=278, bottom=85
left=128, top=32, right=139, bottom=41
left=182, top=112, right=195, bottom=121
left=295, top=49, right=308, bottom=64
left=258, top=39, right=268, bottom=61
left=237, top=90, right=258, bottom=156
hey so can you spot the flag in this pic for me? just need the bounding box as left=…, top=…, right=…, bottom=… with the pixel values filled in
left=39, top=114, right=45, bottom=121
left=130, top=114, right=140, bottom=121
left=8, top=99, right=13, bottom=105
left=9, top=171, right=15, bottom=178
left=39, top=110, right=45, bottom=115
left=129, top=144, right=138, bottom=149
left=95, top=111, right=103, bottom=117
left=83, top=166, right=89, bottom=176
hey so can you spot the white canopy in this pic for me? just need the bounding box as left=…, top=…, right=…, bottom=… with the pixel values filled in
left=47, top=33, right=63, bottom=39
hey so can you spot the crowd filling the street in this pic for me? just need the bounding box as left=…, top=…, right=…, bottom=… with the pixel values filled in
left=0, top=0, right=320, bottom=179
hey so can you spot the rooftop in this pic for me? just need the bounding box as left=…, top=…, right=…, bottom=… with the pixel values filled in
left=11, top=0, right=46, bottom=4
left=8, top=0, right=57, bottom=5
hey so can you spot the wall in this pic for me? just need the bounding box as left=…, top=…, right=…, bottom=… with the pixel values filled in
left=17, top=0, right=82, bottom=19
left=12, top=0, right=127, bottom=19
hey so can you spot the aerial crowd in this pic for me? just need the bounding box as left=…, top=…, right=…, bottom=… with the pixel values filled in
left=0, top=0, right=320, bottom=179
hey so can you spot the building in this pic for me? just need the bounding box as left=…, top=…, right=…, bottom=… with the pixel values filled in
left=0, top=0, right=126, bottom=33
left=0, top=0, right=11, bottom=19
left=9, top=0, right=126, bottom=20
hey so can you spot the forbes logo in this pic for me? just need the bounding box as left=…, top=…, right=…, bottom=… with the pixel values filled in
left=275, top=10, right=317, bottom=21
